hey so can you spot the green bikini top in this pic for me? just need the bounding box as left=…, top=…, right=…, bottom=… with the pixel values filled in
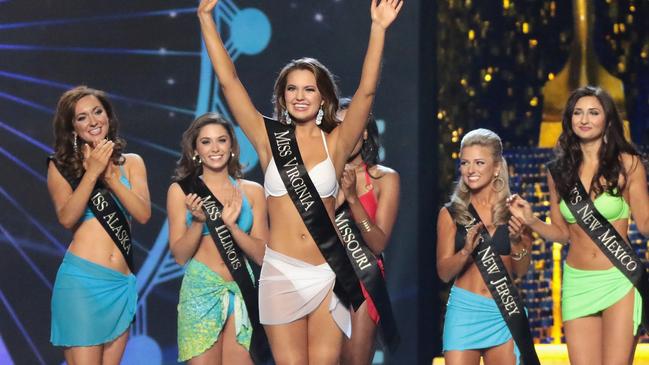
left=559, top=191, right=630, bottom=224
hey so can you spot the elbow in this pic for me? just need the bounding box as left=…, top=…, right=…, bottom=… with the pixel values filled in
left=637, top=220, right=649, bottom=237
left=58, top=215, right=76, bottom=230
left=436, top=265, right=452, bottom=284
left=134, top=209, right=151, bottom=225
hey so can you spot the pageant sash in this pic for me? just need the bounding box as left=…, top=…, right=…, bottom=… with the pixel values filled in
left=177, top=176, right=271, bottom=364
left=264, top=117, right=364, bottom=309
left=48, top=157, right=134, bottom=272
left=548, top=163, right=649, bottom=328
left=466, top=204, right=540, bottom=365
left=334, top=203, right=400, bottom=352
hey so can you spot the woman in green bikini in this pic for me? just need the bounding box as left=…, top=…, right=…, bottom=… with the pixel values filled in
left=509, top=86, right=649, bottom=365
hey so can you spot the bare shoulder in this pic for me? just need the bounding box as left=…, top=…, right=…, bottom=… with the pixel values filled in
left=123, top=153, right=146, bottom=169
left=438, top=206, right=452, bottom=223
left=620, top=153, right=644, bottom=175
left=369, top=164, right=399, bottom=181
left=167, top=182, right=183, bottom=196
left=238, top=179, right=264, bottom=198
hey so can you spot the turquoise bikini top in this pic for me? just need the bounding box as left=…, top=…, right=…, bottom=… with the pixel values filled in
left=81, top=165, right=131, bottom=221
left=559, top=191, right=630, bottom=224
left=185, top=176, right=254, bottom=235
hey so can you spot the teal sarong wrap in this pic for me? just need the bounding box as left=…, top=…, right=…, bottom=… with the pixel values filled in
left=50, top=251, right=137, bottom=346
left=177, top=259, right=253, bottom=361
left=562, top=262, right=642, bottom=335
left=443, top=285, right=520, bottom=364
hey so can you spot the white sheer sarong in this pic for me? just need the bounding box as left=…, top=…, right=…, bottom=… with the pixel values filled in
left=259, top=246, right=352, bottom=338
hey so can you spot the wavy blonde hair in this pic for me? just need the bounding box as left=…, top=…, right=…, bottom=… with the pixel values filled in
left=448, top=128, right=511, bottom=226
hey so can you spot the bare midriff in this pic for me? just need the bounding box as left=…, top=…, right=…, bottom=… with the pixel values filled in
left=267, top=194, right=337, bottom=265
left=68, top=218, right=131, bottom=275
left=565, top=219, right=629, bottom=270
left=192, top=237, right=234, bottom=281
left=454, top=257, right=514, bottom=299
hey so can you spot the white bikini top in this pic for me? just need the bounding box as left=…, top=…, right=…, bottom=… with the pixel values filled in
left=264, top=130, right=339, bottom=198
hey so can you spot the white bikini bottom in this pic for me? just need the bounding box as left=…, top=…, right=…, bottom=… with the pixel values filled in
left=258, top=246, right=351, bottom=338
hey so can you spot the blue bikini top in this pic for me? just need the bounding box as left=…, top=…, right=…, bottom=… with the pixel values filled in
left=81, top=165, right=131, bottom=221
left=185, top=176, right=254, bottom=235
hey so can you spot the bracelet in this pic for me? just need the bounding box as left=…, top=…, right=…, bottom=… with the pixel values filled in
left=511, top=248, right=529, bottom=261
left=357, top=218, right=372, bottom=233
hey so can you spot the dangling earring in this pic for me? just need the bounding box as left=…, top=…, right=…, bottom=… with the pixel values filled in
left=315, top=107, right=324, bottom=125
left=193, top=154, right=202, bottom=165
left=603, top=133, right=608, bottom=144
left=492, top=174, right=505, bottom=192
left=72, top=132, right=78, bottom=153
left=283, top=109, right=292, bottom=125
left=231, top=152, right=235, bottom=158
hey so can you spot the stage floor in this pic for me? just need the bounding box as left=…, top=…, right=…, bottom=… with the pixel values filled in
left=432, top=344, right=649, bottom=364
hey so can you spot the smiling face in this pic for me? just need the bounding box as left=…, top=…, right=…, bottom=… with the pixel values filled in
left=571, top=95, right=606, bottom=142
left=284, top=69, right=323, bottom=123
left=72, top=95, right=110, bottom=145
left=194, top=123, right=232, bottom=172
left=459, top=145, right=500, bottom=192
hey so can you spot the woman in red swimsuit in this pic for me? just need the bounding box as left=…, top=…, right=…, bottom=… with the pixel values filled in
left=336, top=98, right=401, bottom=365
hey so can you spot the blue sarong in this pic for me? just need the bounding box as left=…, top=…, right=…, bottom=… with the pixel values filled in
left=443, top=285, right=520, bottom=364
left=51, top=251, right=137, bottom=346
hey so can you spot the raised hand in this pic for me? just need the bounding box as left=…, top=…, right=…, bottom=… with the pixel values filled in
left=197, top=0, right=219, bottom=18
left=507, top=194, right=536, bottom=226
left=370, top=0, right=404, bottom=30
left=83, top=139, right=113, bottom=180
left=341, top=165, right=359, bottom=200
left=463, top=222, right=484, bottom=254
left=221, top=187, right=243, bottom=229
left=186, top=193, right=206, bottom=223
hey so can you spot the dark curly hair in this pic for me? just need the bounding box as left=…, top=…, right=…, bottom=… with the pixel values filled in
left=552, top=86, right=641, bottom=200
left=339, top=97, right=380, bottom=168
left=51, top=86, right=126, bottom=180
left=272, top=57, right=340, bottom=133
left=173, top=112, right=242, bottom=182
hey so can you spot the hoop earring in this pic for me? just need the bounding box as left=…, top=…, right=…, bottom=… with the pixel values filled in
left=193, top=154, right=202, bottom=165
left=492, top=175, right=505, bottom=192
left=283, top=109, right=292, bottom=125
left=72, top=132, right=78, bottom=153
left=315, top=107, right=324, bottom=125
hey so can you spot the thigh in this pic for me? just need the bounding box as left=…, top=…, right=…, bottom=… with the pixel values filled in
left=307, top=289, right=344, bottom=365
left=444, top=349, right=481, bottom=365
left=483, top=339, right=516, bottom=365
left=564, top=315, right=602, bottom=365
left=221, top=313, right=253, bottom=365
left=602, top=288, right=638, bottom=365
left=341, top=301, right=377, bottom=365
left=264, top=318, right=308, bottom=365
left=64, top=345, right=103, bottom=365
left=102, top=329, right=129, bottom=365
left=187, top=334, right=224, bottom=365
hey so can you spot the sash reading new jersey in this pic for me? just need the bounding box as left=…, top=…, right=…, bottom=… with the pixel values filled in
left=177, top=176, right=270, bottom=364
left=334, top=203, right=400, bottom=352
left=548, top=162, right=649, bottom=328
left=264, top=117, right=364, bottom=309
left=48, top=156, right=133, bottom=272
left=466, top=204, right=540, bottom=365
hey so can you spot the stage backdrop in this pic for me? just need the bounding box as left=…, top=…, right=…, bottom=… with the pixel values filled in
left=0, top=1, right=426, bottom=364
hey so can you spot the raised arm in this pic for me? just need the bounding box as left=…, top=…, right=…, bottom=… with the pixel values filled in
left=197, top=0, right=267, bottom=156
left=104, top=154, right=151, bottom=224
left=508, top=172, right=570, bottom=244
left=331, top=0, right=403, bottom=168
left=47, top=140, right=114, bottom=229
left=624, top=154, right=649, bottom=236
left=342, top=166, right=400, bottom=255
left=167, top=184, right=205, bottom=265
left=222, top=181, right=268, bottom=265
left=436, top=207, right=483, bottom=283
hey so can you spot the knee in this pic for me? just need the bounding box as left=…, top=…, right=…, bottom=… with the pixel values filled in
left=272, top=351, right=308, bottom=365
left=309, top=346, right=341, bottom=365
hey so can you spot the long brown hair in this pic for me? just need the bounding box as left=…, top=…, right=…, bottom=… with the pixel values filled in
left=51, top=86, right=125, bottom=180
left=272, top=57, right=340, bottom=133
left=173, top=112, right=242, bottom=182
